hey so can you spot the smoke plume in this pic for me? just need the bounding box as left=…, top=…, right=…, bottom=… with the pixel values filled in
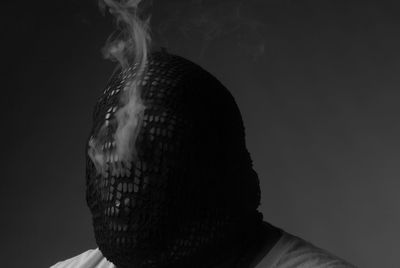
left=100, top=0, right=152, bottom=70
left=89, top=0, right=267, bottom=176
left=89, top=0, right=151, bottom=177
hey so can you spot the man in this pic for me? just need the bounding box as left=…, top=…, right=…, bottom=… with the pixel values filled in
left=51, top=50, right=356, bottom=268
left=51, top=1, right=356, bottom=267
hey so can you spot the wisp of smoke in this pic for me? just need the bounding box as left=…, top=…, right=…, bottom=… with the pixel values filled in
left=100, top=0, right=152, bottom=70
left=88, top=0, right=265, bottom=176
left=89, top=0, right=151, bottom=177
left=154, top=0, right=267, bottom=60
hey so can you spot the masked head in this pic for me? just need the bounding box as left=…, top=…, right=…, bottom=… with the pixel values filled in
left=85, top=51, right=262, bottom=268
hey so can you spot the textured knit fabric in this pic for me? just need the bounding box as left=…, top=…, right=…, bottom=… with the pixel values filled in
left=50, top=230, right=356, bottom=268
left=86, top=51, right=263, bottom=268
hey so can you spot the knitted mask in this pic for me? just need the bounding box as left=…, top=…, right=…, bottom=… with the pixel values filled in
left=85, top=51, right=262, bottom=268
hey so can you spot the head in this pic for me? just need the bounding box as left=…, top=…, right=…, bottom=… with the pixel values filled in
left=85, top=51, right=262, bottom=268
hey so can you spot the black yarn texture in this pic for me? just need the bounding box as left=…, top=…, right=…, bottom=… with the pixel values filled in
left=86, top=51, right=263, bottom=268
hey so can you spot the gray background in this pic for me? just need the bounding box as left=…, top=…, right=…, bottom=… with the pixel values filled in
left=4, top=1, right=399, bottom=267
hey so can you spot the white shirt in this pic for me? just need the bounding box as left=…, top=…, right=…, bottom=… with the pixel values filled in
left=50, top=232, right=356, bottom=268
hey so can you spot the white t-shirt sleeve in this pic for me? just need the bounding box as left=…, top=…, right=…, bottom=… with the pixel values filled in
left=50, top=248, right=115, bottom=268
left=255, top=232, right=357, bottom=268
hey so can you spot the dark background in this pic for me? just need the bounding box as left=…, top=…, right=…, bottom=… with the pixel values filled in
left=4, top=1, right=400, bottom=267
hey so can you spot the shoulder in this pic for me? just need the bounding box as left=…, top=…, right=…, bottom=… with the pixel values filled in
left=259, top=231, right=357, bottom=268
left=50, top=248, right=115, bottom=268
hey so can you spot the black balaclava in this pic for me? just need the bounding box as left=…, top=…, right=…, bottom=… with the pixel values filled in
left=86, top=50, right=263, bottom=268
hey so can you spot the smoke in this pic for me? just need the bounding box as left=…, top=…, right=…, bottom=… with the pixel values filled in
left=153, top=0, right=268, bottom=60
left=100, top=0, right=152, bottom=70
left=114, top=78, right=145, bottom=165
left=88, top=0, right=267, bottom=176
left=89, top=0, right=151, bottom=177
